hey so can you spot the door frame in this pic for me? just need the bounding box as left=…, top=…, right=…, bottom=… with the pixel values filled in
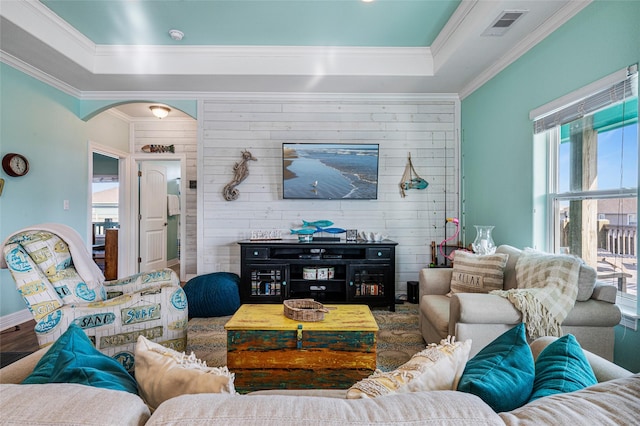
left=87, top=142, right=132, bottom=278
left=131, top=153, right=187, bottom=282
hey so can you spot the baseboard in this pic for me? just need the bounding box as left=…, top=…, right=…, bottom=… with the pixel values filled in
left=0, top=309, right=32, bottom=332
left=167, top=258, right=179, bottom=267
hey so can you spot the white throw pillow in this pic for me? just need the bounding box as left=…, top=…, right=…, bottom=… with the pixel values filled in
left=134, top=335, right=235, bottom=410
left=346, top=337, right=472, bottom=398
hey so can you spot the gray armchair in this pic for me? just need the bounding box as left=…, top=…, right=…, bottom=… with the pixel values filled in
left=418, top=245, right=621, bottom=360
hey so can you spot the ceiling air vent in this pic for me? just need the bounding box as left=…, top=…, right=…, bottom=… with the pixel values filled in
left=481, top=10, right=528, bottom=36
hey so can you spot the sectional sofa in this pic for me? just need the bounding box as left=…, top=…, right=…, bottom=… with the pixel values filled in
left=0, top=335, right=638, bottom=425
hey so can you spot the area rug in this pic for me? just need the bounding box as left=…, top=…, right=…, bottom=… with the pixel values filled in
left=186, top=303, right=426, bottom=372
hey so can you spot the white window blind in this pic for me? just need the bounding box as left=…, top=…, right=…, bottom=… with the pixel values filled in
left=531, top=64, right=638, bottom=134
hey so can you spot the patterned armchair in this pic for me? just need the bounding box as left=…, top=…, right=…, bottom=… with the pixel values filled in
left=1, top=224, right=188, bottom=372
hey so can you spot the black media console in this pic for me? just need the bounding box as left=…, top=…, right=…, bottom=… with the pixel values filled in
left=238, top=239, right=397, bottom=311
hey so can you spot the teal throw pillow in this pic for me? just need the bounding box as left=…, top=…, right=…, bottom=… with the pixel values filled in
left=457, top=323, right=535, bottom=412
left=529, top=334, right=597, bottom=401
left=22, top=324, right=138, bottom=395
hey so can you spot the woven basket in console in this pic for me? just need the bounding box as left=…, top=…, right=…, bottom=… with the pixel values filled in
left=284, top=299, right=329, bottom=322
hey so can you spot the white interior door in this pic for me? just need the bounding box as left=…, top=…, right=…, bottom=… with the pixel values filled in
left=139, top=163, right=167, bottom=272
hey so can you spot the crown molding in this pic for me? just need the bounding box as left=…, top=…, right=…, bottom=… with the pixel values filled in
left=1, top=0, right=96, bottom=71
left=459, top=0, right=592, bottom=99
left=1, top=51, right=456, bottom=104
left=0, top=50, right=81, bottom=97
left=80, top=91, right=459, bottom=103
left=92, top=45, right=433, bottom=77
left=431, top=0, right=478, bottom=58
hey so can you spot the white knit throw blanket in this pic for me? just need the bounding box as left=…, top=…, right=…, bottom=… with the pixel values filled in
left=491, top=249, right=581, bottom=339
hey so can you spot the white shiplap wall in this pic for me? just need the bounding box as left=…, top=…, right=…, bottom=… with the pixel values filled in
left=198, top=94, right=460, bottom=295
left=133, top=119, right=198, bottom=276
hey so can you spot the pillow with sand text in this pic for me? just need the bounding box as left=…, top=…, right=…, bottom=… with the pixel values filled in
left=449, top=251, right=509, bottom=295
left=135, top=335, right=236, bottom=410
left=346, top=337, right=472, bottom=398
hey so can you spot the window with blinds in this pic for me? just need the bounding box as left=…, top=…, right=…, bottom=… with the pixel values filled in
left=532, top=65, right=638, bottom=305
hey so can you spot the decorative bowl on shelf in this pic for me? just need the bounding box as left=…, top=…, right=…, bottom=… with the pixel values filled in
left=359, top=231, right=388, bottom=242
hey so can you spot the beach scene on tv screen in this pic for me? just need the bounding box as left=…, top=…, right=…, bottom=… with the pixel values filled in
left=283, top=143, right=379, bottom=199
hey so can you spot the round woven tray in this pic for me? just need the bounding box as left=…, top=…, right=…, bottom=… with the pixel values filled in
left=283, top=299, right=329, bottom=322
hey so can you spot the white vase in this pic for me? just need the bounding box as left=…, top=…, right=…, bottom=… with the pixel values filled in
left=472, top=225, right=496, bottom=255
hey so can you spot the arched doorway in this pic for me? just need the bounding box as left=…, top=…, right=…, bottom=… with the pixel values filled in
left=87, top=102, right=196, bottom=282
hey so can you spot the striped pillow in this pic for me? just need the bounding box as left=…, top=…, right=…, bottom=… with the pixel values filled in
left=450, top=251, right=509, bottom=294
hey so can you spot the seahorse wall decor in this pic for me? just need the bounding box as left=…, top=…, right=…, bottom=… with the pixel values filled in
left=223, top=150, right=257, bottom=201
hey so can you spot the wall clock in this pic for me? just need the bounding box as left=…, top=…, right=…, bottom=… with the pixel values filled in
left=2, top=153, right=30, bottom=177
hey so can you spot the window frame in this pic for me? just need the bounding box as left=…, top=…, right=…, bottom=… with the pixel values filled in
left=534, top=65, right=639, bottom=325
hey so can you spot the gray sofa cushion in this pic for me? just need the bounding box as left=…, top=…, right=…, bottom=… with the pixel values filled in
left=576, top=263, right=597, bottom=301
left=496, top=245, right=521, bottom=290
left=562, top=299, right=622, bottom=326
left=147, top=391, right=504, bottom=425
left=499, top=374, right=640, bottom=425
left=421, top=294, right=451, bottom=337
left=0, top=383, right=150, bottom=425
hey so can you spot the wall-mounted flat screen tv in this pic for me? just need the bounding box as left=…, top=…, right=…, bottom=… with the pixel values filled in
left=283, top=143, right=379, bottom=200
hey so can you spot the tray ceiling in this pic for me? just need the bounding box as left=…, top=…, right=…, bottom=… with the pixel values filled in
left=0, top=1, right=590, bottom=98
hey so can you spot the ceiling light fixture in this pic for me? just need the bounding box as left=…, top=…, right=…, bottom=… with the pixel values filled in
left=169, top=29, right=184, bottom=41
left=149, top=105, right=171, bottom=119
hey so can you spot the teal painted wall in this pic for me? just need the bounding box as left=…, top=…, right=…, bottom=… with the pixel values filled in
left=1, top=63, right=89, bottom=316
left=1, top=63, right=197, bottom=319
left=93, top=153, right=119, bottom=175
left=461, top=1, right=640, bottom=371
left=461, top=1, right=640, bottom=249
left=615, top=324, right=640, bottom=373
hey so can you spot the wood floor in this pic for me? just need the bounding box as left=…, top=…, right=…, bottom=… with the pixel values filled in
left=0, top=320, right=39, bottom=353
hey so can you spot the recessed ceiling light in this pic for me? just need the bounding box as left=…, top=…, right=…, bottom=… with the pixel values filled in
left=169, top=29, right=184, bottom=41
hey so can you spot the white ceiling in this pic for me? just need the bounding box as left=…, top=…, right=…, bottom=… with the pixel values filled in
left=0, top=1, right=591, bottom=118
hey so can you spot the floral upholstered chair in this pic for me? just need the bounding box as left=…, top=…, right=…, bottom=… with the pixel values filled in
left=1, top=224, right=188, bottom=372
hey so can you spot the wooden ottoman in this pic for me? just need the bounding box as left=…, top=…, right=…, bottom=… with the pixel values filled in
left=225, top=303, right=378, bottom=392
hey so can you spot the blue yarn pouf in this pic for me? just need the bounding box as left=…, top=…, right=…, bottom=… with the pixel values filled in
left=183, top=272, right=241, bottom=318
